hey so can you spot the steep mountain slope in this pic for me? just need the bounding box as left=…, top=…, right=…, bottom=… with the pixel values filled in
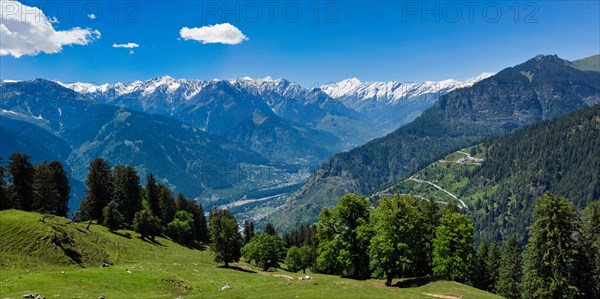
left=320, top=73, right=493, bottom=131
left=63, top=77, right=349, bottom=164
left=389, top=105, right=600, bottom=245
left=572, top=54, right=600, bottom=72
left=267, top=54, right=600, bottom=231
left=0, top=79, right=274, bottom=211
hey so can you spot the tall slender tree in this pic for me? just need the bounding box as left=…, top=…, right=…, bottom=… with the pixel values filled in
left=32, top=162, right=60, bottom=214
left=370, top=195, right=422, bottom=286
left=113, top=165, right=142, bottom=226
left=487, top=242, right=501, bottom=293
left=6, top=153, right=35, bottom=210
left=497, top=234, right=523, bottom=299
left=578, top=200, right=600, bottom=298
left=48, top=161, right=70, bottom=216
left=79, top=158, right=113, bottom=222
left=144, top=173, right=160, bottom=214
left=474, top=241, right=490, bottom=290
left=156, top=186, right=176, bottom=226
left=0, top=158, right=8, bottom=210
left=243, top=220, right=255, bottom=244
left=523, top=193, right=581, bottom=298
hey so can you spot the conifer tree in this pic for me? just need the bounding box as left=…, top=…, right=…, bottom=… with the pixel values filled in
left=497, top=235, right=522, bottom=299
left=474, top=241, right=490, bottom=290
left=144, top=173, right=160, bottom=214
left=243, top=220, right=255, bottom=244
left=6, top=153, right=35, bottom=211
left=113, top=165, right=142, bottom=226
left=48, top=161, right=70, bottom=216
left=80, top=158, right=113, bottom=222
left=487, top=242, right=501, bottom=293
left=523, top=193, right=581, bottom=298
left=417, top=198, right=439, bottom=276
left=32, top=162, right=60, bottom=214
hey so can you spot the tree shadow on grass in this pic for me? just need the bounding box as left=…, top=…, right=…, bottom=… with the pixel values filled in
left=111, top=231, right=132, bottom=239
left=138, top=236, right=166, bottom=247
left=218, top=265, right=257, bottom=274
left=393, top=276, right=436, bottom=288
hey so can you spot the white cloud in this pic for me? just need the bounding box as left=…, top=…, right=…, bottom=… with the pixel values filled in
left=113, top=42, right=140, bottom=49
left=180, top=23, right=248, bottom=45
left=129, top=49, right=134, bottom=55
left=87, top=13, right=96, bottom=20
left=0, top=0, right=100, bottom=58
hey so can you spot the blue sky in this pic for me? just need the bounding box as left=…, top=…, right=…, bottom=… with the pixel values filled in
left=1, top=0, right=599, bottom=86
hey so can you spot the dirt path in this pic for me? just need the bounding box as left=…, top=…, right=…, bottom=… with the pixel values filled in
left=423, top=293, right=462, bottom=299
left=236, top=262, right=294, bottom=281
left=408, top=177, right=468, bottom=209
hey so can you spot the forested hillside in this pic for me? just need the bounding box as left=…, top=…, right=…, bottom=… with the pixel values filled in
left=267, top=54, right=600, bottom=231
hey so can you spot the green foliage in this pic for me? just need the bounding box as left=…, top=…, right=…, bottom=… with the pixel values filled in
left=432, top=212, right=474, bottom=283
left=102, top=200, right=123, bottom=232
left=208, top=208, right=242, bottom=267
left=242, top=233, right=285, bottom=271
left=282, top=223, right=317, bottom=249
left=144, top=173, right=160, bottom=215
left=473, top=242, right=490, bottom=290
left=47, top=161, right=70, bottom=216
left=469, top=105, right=600, bottom=244
left=369, top=195, right=422, bottom=285
left=581, top=200, right=600, bottom=297
left=32, top=162, right=61, bottom=214
left=6, top=153, right=35, bottom=211
left=0, top=158, right=6, bottom=210
left=285, top=246, right=303, bottom=272
left=497, top=235, right=523, bottom=299
left=316, top=194, right=371, bottom=278
left=177, top=194, right=208, bottom=243
left=113, top=165, right=142, bottom=226
left=167, top=210, right=195, bottom=244
left=80, top=158, right=113, bottom=222
left=155, top=186, right=176, bottom=226
left=243, top=220, right=255, bottom=245
left=523, top=194, right=581, bottom=298
left=133, top=202, right=162, bottom=241
left=264, top=223, right=277, bottom=235
left=486, top=242, right=501, bottom=293
left=416, top=198, right=440, bottom=276
left=285, top=245, right=316, bottom=273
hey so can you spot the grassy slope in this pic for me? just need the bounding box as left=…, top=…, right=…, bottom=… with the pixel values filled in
left=385, top=145, right=486, bottom=205
left=572, top=54, right=600, bottom=72
left=0, top=210, right=499, bottom=299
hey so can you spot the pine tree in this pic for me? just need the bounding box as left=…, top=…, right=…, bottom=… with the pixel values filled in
left=369, top=195, right=422, bottom=286
left=80, top=158, right=113, bottom=222
left=6, top=153, right=35, bottom=211
left=487, top=242, right=501, bottom=293
left=144, top=173, right=160, bottom=215
left=523, top=193, right=581, bottom=298
left=432, top=212, right=474, bottom=283
left=32, top=162, right=60, bottom=214
left=113, top=165, right=142, bottom=226
left=156, top=186, right=176, bottom=226
left=497, top=235, right=522, bottom=299
left=264, top=223, right=277, bottom=235
left=48, top=161, right=70, bottom=216
left=103, top=200, right=123, bottom=232
left=243, top=220, right=255, bottom=244
left=0, top=158, right=8, bottom=210
left=208, top=208, right=242, bottom=267
left=578, top=200, right=600, bottom=298
left=474, top=242, right=490, bottom=290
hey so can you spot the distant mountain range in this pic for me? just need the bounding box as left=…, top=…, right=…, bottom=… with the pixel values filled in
left=265, top=54, right=600, bottom=231
left=1, top=74, right=485, bottom=215
left=2, top=54, right=597, bottom=225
